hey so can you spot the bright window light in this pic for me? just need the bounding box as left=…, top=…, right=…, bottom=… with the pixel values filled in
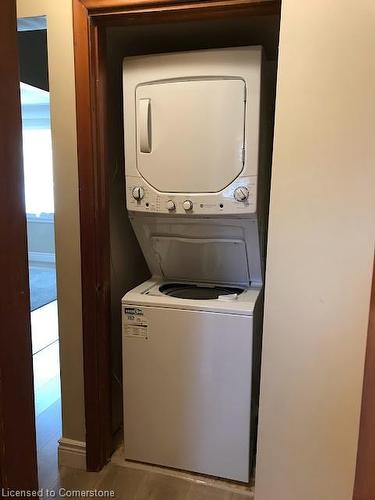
left=20, top=82, right=54, bottom=215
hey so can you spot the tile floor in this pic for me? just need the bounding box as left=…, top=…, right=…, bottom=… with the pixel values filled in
left=31, top=299, right=63, bottom=489
left=31, top=300, right=59, bottom=354
left=43, top=463, right=253, bottom=500
left=32, top=301, right=60, bottom=416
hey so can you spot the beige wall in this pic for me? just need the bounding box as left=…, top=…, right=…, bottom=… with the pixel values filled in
left=256, top=1, right=375, bottom=499
left=17, top=0, right=85, bottom=442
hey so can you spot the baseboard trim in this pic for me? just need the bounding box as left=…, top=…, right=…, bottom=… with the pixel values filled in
left=58, top=438, right=86, bottom=470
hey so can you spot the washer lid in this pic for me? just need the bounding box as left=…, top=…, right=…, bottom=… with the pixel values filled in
left=136, top=78, right=246, bottom=193
left=151, top=236, right=250, bottom=286
left=130, top=214, right=262, bottom=287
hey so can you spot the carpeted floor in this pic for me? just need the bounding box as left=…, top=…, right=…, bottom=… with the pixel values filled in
left=29, top=265, right=57, bottom=311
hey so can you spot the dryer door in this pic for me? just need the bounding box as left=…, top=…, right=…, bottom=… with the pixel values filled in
left=136, top=78, right=246, bottom=193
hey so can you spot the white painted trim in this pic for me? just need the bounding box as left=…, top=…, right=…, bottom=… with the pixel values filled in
left=58, top=438, right=86, bottom=470
left=26, top=214, right=54, bottom=224
left=28, top=251, right=55, bottom=266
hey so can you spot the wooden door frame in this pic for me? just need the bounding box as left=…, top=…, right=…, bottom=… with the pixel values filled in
left=353, top=255, right=375, bottom=499
left=0, top=0, right=38, bottom=491
left=72, top=0, right=281, bottom=472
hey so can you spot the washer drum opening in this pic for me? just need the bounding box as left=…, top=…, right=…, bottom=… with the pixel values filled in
left=159, top=283, right=244, bottom=300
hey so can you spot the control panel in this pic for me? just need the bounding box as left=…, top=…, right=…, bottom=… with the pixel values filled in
left=126, top=176, right=257, bottom=215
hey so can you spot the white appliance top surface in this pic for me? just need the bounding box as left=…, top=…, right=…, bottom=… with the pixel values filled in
left=123, top=279, right=260, bottom=315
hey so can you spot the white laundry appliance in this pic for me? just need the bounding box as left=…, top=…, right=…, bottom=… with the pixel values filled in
left=121, top=46, right=270, bottom=482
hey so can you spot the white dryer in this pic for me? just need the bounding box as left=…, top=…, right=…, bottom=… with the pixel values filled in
left=123, top=45, right=267, bottom=221
left=121, top=46, right=270, bottom=482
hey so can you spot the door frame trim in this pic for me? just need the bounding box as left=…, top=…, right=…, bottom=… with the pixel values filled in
left=353, top=255, right=375, bottom=499
left=72, top=0, right=281, bottom=472
left=0, top=0, right=38, bottom=490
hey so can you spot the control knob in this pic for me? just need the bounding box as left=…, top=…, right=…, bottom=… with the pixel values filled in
left=183, top=200, right=193, bottom=211
left=166, top=200, right=176, bottom=211
left=132, top=186, right=144, bottom=201
left=234, top=186, right=249, bottom=202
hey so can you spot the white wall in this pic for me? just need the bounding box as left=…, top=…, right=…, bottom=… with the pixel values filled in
left=17, top=0, right=85, bottom=442
left=255, top=1, right=375, bottom=499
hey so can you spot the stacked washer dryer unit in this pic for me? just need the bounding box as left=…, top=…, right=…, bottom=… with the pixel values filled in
left=122, top=47, right=269, bottom=483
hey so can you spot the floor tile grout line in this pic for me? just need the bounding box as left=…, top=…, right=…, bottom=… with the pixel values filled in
left=33, top=337, right=60, bottom=357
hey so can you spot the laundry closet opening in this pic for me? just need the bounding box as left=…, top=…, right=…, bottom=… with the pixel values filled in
left=105, top=13, right=280, bottom=489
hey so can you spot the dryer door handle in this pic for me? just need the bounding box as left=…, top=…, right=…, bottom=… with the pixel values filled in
left=139, top=98, right=152, bottom=153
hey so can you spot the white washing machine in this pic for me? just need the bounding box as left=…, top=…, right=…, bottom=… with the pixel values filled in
left=122, top=213, right=263, bottom=482
left=121, top=46, right=270, bottom=482
left=122, top=279, right=261, bottom=482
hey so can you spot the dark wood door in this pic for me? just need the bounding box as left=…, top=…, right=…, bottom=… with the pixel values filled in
left=0, top=0, right=38, bottom=491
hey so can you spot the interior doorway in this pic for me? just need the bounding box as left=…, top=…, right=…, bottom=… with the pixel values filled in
left=18, top=15, right=62, bottom=488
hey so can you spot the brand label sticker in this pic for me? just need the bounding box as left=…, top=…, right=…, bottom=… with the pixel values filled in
left=124, top=307, right=144, bottom=316
left=124, top=307, right=149, bottom=340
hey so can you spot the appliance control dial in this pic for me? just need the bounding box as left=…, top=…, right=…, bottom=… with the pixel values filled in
left=166, top=200, right=176, bottom=211
left=132, top=186, right=145, bottom=201
left=183, top=200, right=193, bottom=211
left=234, top=186, right=249, bottom=202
